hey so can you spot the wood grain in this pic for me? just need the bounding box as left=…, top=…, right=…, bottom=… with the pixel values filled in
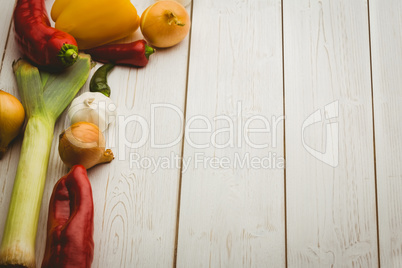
left=369, top=0, right=402, bottom=266
left=0, top=0, right=191, bottom=267
left=86, top=0, right=192, bottom=266
left=284, top=0, right=378, bottom=266
left=1, top=0, right=402, bottom=267
left=0, top=0, right=14, bottom=74
left=176, top=0, right=285, bottom=267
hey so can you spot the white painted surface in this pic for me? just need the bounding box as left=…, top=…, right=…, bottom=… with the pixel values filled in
left=176, top=0, right=285, bottom=267
left=369, top=0, right=402, bottom=266
left=0, top=0, right=190, bottom=267
left=0, top=0, right=401, bottom=267
left=0, top=1, right=14, bottom=73
left=283, top=0, right=378, bottom=267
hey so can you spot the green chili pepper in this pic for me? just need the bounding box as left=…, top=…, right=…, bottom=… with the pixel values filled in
left=89, top=63, right=115, bottom=97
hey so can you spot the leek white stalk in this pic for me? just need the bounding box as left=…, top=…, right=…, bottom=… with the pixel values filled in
left=67, top=91, right=117, bottom=132
left=0, top=54, right=91, bottom=268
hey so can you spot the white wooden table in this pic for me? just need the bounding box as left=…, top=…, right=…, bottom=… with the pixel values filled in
left=1, top=0, right=402, bottom=267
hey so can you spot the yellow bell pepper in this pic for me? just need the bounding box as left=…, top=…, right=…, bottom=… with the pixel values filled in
left=51, top=0, right=140, bottom=50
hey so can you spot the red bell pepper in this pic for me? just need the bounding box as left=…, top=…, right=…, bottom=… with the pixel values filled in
left=13, top=0, right=79, bottom=70
left=41, top=165, right=94, bottom=268
left=84, top=39, right=155, bottom=67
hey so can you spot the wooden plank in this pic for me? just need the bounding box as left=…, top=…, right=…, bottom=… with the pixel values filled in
left=0, top=1, right=14, bottom=73
left=369, top=0, right=402, bottom=266
left=283, top=0, right=378, bottom=266
left=176, top=0, right=285, bottom=267
left=0, top=0, right=190, bottom=267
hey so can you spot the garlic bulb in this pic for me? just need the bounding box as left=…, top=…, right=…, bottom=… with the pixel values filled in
left=58, top=122, right=114, bottom=169
left=67, top=92, right=116, bottom=132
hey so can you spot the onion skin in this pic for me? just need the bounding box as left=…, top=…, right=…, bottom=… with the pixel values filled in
left=140, top=1, right=191, bottom=48
left=0, top=90, right=25, bottom=159
left=58, top=122, right=114, bottom=169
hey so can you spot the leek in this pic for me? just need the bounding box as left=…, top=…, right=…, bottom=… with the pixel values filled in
left=0, top=54, right=92, bottom=268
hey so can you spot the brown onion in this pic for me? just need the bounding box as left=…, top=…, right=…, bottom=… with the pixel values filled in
left=140, top=1, right=191, bottom=48
left=0, top=90, right=25, bottom=159
left=58, top=122, right=114, bottom=169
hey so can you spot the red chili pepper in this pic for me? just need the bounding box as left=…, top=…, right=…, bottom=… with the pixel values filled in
left=41, top=165, right=94, bottom=268
left=13, top=0, right=79, bottom=70
left=84, top=39, right=155, bottom=67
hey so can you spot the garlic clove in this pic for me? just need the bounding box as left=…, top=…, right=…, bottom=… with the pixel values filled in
left=67, top=92, right=117, bottom=132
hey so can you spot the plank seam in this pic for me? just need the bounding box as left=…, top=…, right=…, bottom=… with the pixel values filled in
left=0, top=19, right=13, bottom=75
left=281, top=0, right=288, bottom=267
left=366, top=0, right=381, bottom=267
left=172, top=1, right=194, bottom=267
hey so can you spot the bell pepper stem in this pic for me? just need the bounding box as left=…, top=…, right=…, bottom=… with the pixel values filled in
left=58, top=44, right=78, bottom=67
left=145, top=45, right=155, bottom=60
